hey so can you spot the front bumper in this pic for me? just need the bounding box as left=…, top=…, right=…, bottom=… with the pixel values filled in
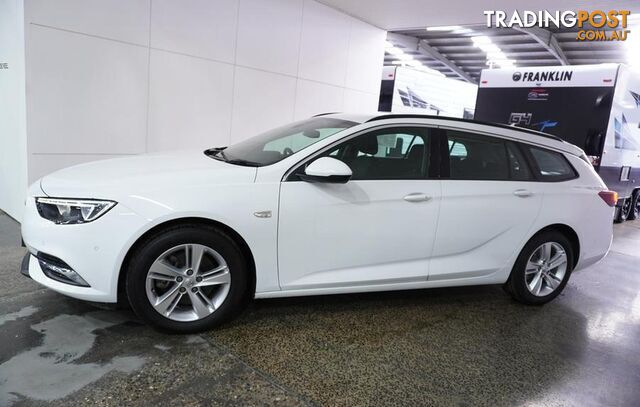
left=21, top=191, right=149, bottom=303
left=24, top=250, right=90, bottom=286
left=20, top=252, right=31, bottom=278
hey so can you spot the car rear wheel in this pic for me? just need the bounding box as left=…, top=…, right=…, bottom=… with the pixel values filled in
left=126, top=225, right=250, bottom=333
left=504, top=231, right=574, bottom=305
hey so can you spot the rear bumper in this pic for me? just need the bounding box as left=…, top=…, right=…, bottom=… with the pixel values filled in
left=574, top=208, right=614, bottom=272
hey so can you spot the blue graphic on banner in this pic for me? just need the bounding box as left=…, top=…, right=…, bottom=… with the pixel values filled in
left=533, top=120, right=558, bottom=132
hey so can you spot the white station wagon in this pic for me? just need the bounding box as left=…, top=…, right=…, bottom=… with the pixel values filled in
left=21, top=113, right=615, bottom=332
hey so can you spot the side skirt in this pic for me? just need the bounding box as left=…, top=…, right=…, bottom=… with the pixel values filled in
left=255, top=274, right=506, bottom=299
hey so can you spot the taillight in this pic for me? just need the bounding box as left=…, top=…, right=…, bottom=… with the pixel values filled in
left=598, top=190, right=618, bottom=207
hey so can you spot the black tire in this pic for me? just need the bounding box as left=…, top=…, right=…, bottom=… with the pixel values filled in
left=627, top=190, right=640, bottom=221
left=615, top=198, right=631, bottom=223
left=504, top=231, right=574, bottom=305
left=126, top=224, right=251, bottom=333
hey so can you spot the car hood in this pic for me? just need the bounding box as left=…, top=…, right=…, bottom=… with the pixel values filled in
left=40, top=150, right=257, bottom=198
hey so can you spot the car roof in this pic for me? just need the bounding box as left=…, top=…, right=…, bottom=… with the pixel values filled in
left=316, top=112, right=584, bottom=157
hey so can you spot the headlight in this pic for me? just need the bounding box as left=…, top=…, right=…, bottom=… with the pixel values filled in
left=35, top=198, right=117, bottom=224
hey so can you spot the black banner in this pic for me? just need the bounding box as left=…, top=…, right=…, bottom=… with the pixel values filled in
left=474, top=86, right=615, bottom=155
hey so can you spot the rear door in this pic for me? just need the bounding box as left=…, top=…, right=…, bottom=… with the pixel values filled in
left=429, top=128, right=544, bottom=281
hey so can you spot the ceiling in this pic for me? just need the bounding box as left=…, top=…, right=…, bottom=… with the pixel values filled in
left=319, top=1, right=640, bottom=84
left=318, top=0, right=640, bottom=30
left=386, top=22, right=638, bottom=83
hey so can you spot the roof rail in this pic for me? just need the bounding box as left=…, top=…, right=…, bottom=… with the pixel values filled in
left=366, top=114, right=564, bottom=142
left=312, top=112, right=340, bottom=117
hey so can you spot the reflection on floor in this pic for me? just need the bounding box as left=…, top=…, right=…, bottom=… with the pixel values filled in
left=0, top=210, right=638, bottom=406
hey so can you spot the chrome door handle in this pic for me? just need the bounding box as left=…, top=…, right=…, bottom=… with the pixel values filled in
left=403, top=193, right=431, bottom=202
left=513, top=189, right=533, bottom=198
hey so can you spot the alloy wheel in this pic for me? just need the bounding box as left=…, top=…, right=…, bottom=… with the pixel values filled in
left=525, top=242, right=568, bottom=297
left=145, top=243, right=231, bottom=321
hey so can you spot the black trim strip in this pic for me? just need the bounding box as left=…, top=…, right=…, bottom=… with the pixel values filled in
left=20, top=253, right=31, bottom=279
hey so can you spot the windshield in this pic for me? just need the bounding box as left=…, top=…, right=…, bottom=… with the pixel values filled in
left=206, top=117, right=357, bottom=166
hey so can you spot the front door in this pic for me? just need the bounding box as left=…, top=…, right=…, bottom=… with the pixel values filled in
left=277, top=126, right=441, bottom=291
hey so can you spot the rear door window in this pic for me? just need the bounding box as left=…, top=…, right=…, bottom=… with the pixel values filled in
left=446, top=130, right=509, bottom=180
left=506, top=142, right=533, bottom=181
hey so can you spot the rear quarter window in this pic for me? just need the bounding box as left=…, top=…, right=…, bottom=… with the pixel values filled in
left=528, top=147, right=578, bottom=182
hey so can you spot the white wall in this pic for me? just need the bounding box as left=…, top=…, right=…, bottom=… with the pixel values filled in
left=23, top=0, right=386, bottom=184
left=0, top=0, right=28, bottom=221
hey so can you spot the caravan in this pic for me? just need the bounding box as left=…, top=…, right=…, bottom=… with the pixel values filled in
left=475, top=64, right=640, bottom=222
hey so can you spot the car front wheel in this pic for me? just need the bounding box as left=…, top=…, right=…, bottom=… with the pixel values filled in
left=126, top=224, right=250, bottom=333
left=504, top=231, right=574, bottom=305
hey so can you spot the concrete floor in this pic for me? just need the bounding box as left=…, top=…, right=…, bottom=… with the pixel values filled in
left=1, top=211, right=639, bottom=406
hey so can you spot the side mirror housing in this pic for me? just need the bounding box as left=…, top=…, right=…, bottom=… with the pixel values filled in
left=300, top=157, right=352, bottom=184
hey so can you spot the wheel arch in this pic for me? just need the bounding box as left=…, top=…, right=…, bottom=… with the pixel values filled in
left=116, top=217, right=257, bottom=306
left=530, top=223, right=580, bottom=269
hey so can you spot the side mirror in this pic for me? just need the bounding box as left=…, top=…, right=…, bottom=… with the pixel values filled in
left=300, top=157, right=352, bottom=184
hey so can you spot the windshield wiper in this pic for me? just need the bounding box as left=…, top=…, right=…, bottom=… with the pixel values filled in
left=204, top=146, right=227, bottom=158
left=224, top=158, right=262, bottom=167
left=204, top=147, right=231, bottom=163
left=204, top=147, right=261, bottom=167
